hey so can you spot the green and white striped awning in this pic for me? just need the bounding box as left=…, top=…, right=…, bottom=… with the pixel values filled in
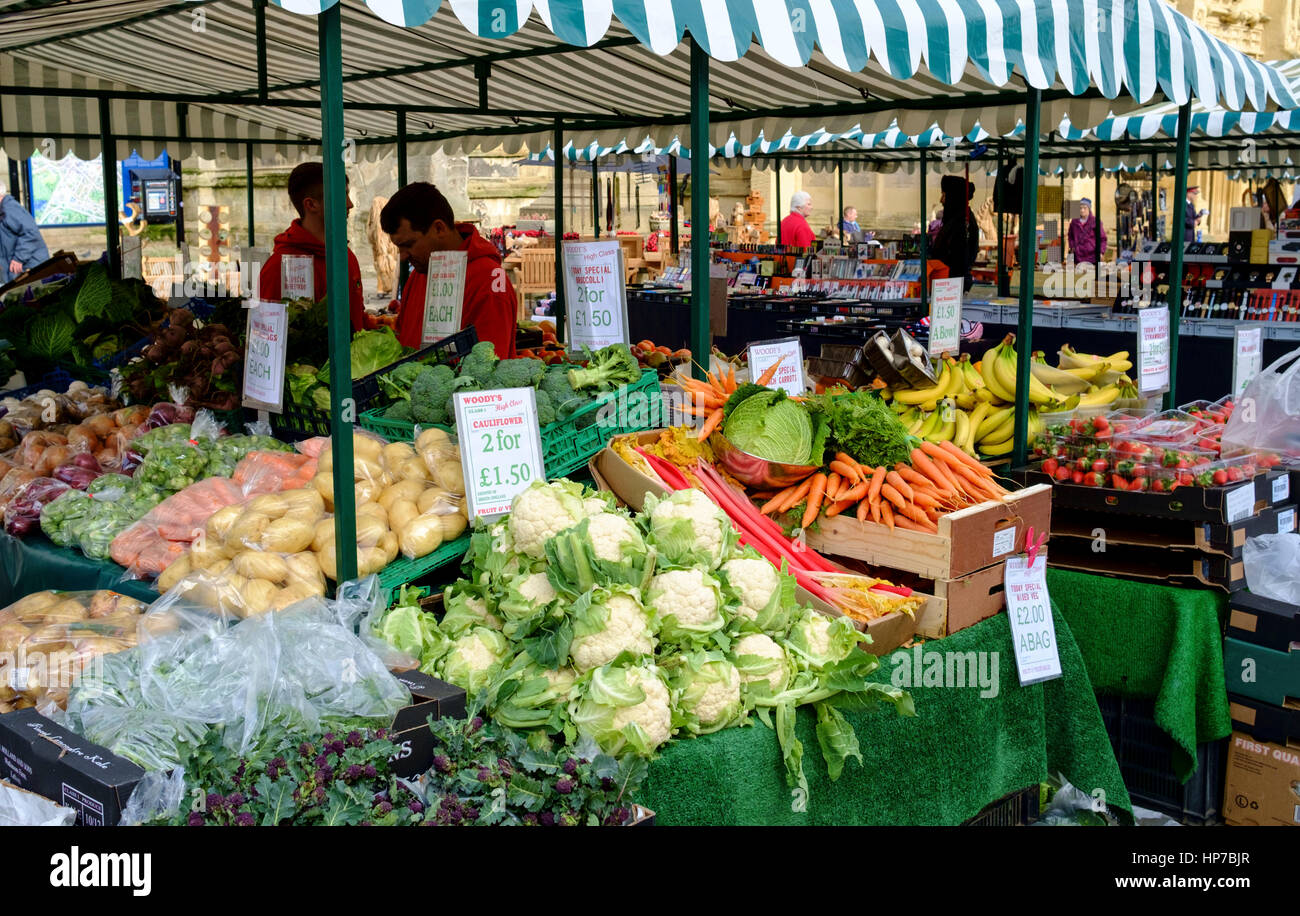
left=1, top=0, right=1296, bottom=164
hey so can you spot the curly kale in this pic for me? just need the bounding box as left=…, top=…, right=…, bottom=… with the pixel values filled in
left=457, top=341, right=499, bottom=386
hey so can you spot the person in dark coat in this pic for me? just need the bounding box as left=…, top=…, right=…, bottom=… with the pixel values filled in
left=930, top=175, right=979, bottom=290
left=0, top=185, right=49, bottom=284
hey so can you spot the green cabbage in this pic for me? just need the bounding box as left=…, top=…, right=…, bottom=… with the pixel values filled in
left=722, top=389, right=814, bottom=465
left=27, top=310, right=76, bottom=360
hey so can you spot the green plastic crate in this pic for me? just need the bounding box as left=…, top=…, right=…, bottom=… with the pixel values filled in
left=376, top=533, right=472, bottom=590
left=358, top=369, right=662, bottom=480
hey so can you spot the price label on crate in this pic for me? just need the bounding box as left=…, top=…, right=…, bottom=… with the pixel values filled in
left=1004, top=555, right=1062, bottom=686
left=1277, top=507, right=1295, bottom=534
left=242, top=299, right=288, bottom=413
left=747, top=337, right=805, bottom=397
left=282, top=255, right=314, bottom=300
left=1136, top=307, right=1171, bottom=394
left=1225, top=482, right=1255, bottom=523
left=928, top=277, right=963, bottom=356
left=1232, top=326, right=1263, bottom=399
left=422, top=251, right=467, bottom=346
left=453, top=388, right=546, bottom=520
left=1271, top=473, right=1289, bottom=504
left=562, top=240, right=629, bottom=350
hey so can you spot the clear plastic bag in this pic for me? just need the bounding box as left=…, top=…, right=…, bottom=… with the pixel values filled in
left=1243, top=533, right=1300, bottom=605
left=0, top=781, right=77, bottom=826
left=1221, top=346, right=1300, bottom=465
left=4, top=476, right=70, bottom=537
left=118, top=767, right=186, bottom=827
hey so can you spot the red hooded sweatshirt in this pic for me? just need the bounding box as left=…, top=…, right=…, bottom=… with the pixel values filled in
left=394, top=223, right=517, bottom=359
left=258, top=219, right=366, bottom=332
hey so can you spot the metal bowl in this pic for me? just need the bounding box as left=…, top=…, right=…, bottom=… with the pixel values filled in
left=709, top=431, right=821, bottom=489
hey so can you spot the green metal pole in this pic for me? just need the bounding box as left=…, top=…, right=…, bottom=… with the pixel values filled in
left=591, top=160, right=598, bottom=237
left=397, top=109, right=409, bottom=292
left=1165, top=100, right=1192, bottom=410
left=837, top=161, right=844, bottom=244
left=689, top=37, right=711, bottom=378
left=254, top=0, right=268, bottom=100
left=774, top=161, right=782, bottom=245
left=1094, top=147, right=1102, bottom=288
left=98, top=96, right=120, bottom=278
left=245, top=142, right=255, bottom=247
left=669, top=155, right=679, bottom=256
left=553, top=120, right=565, bottom=339
left=919, top=148, right=928, bottom=313
left=997, top=140, right=1007, bottom=297
left=1011, top=89, right=1042, bottom=467
left=318, top=4, right=357, bottom=583
left=1151, top=151, right=1159, bottom=240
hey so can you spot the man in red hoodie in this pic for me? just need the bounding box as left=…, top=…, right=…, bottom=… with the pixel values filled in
left=258, top=162, right=368, bottom=331
left=380, top=182, right=516, bottom=358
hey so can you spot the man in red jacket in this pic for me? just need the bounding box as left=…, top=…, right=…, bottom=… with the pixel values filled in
left=380, top=182, right=517, bottom=358
left=779, top=190, right=816, bottom=248
left=258, top=162, right=368, bottom=331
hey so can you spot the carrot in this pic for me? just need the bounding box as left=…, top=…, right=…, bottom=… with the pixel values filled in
left=867, top=466, right=887, bottom=503
left=727, top=362, right=737, bottom=391
left=760, top=487, right=795, bottom=515
left=829, top=460, right=860, bottom=482
left=885, top=470, right=914, bottom=503
left=881, top=501, right=895, bottom=531
left=910, top=447, right=957, bottom=495
left=900, top=501, right=931, bottom=527
left=911, top=489, right=942, bottom=509
left=802, top=473, right=828, bottom=529
left=856, top=498, right=870, bottom=522
left=937, top=440, right=996, bottom=479
left=825, top=472, right=843, bottom=501
left=755, top=355, right=785, bottom=388
left=837, top=480, right=869, bottom=503
left=697, top=407, right=725, bottom=441
left=894, top=514, right=938, bottom=533
left=894, top=463, right=939, bottom=493
left=773, top=476, right=814, bottom=514
left=707, top=372, right=727, bottom=398
left=824, top=497, right=856, bottom=518
left=675, top=403, right=712, bottom=417
left=880, top=482, right=908, bottom=512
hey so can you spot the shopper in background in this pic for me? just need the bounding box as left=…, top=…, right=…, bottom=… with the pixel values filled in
left=1184, top=186, right=1207, bottom=240
left=780, top=191, right=816, bottom=248
left=258, top=162, right=368, bottom=331
left=0, top=183, right=49, bottom=284
left=927, top=205, right=944, bottom=243
left=1257, top=180, right=1286, bottom=231
left=1067, top=197, right=1107, bottom=265
left=929, top=175, right=979, bottom=291
left=380, top=181, right=517, bottom=358
left=839, top=206, right=862, bottom=237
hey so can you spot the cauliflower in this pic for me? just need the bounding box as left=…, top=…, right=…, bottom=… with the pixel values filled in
left=545, top=512, right=654, bottom=595
left=497, top=570, right=559, bottom=637
left=646, top=568, right=725, bottom=644
left=732, top=633, right=792, bottom=696
left=508, top=479, right=589, bottom=558
left=584, top=512, right=644, bottom=563
left=784, top=609, right=863, bottom=670
left=569, top=591, right=655, bottom=672
left=673, top=651, right=744, bottom=734
left=487, top=652, right=577, bottom=731
left=721, top=558, right=779, bottom=622
left=570, top=662, right=674, bottom=755
left=437, top=626, right=510, bottom=691
left=646, top=488, right=735, bottom=570
left=584, top=495, right=613, bottom=516
left=517, top=571, right=556, bottom=606
left=439, top=586, right=503, bottom=635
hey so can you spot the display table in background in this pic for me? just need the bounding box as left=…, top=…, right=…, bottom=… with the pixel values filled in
left=1046, top=568, right=1231, bottom=782
left=637, top=612, right=1131, bottom=825
left=0, top=532, right=159, bottom=606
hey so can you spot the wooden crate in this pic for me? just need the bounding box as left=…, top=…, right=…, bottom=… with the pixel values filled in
left=806, top=484, right=1052, bottom=580
left=914, top=561, right=1008, bottom=639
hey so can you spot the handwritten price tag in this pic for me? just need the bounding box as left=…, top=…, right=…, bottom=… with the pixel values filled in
left=1004, top=555, right=1062, bottom=686
left=281, top=255, right=314, bottom=300
left=423, top=251, right=467, bottom=346
left=928, top=277, right=963, bottom=356
left=242, top=299, right=288, bottom=412
left=747, top=337, right=805, bottom=397
left=563, top=241, right=628, bottom=350
left=453, top=388, right=546, bottom=520
left=1137, top=307, right=1170, bottom=394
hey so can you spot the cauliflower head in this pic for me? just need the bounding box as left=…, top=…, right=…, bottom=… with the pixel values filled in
left=646, top=488, right=735, bottom=570
left=646, top=567, right=725, bottom=644
left=571, top=662, right=674, bottom=755
left=673, top=651, right=744, bottom=734
left=732, top=633, right=792, bottom=696
left=784, top=609, right=864, bottom=670
left=544, top=512, right=655, bottom=596
left=584, top=512, right=645, bottom=563
left=486, top=651, right=578, bottom=731
left=508, top=479, right=589, bottom=558
left=517, top=571, right=557, bottom=606
left=569, top=590, right=655, bottom=672
left=439, top=586, right=503, bottom=636
left=438, top=626, right=511, bottom=692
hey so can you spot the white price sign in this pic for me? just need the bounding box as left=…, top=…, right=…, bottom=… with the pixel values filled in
left=453, top=388, right=546, bottom=520
left=1004, top=555, right=1062, bottom=686
left=422, top=251, right=467, bottom=346
left=242, top=300, right=289, bottom=412
left=562, top=240, right=629, bottom=350
left=1136, top=306, right=1171, bottom=394
left=747, top=337, right=805, bottom=397
left=281, top=255, right=314, bottom=300
left=1233, top=326, right=1263, bottom=399
left=928, top=277, right=963, bottom=356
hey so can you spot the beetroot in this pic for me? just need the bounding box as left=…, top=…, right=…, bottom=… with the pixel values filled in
left=71, top=453, right=102, bottom=472
left=53, top=464, right=101, bottom=489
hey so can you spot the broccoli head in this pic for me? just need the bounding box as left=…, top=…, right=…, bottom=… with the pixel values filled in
left=457, top=340, right=499, bottom=385
left=486, top=357, right=545, bottom=391
left=383, top=399, right=415, bottom=422
left=567, top=343, right=640, bottom=393
left=534, top=389, right=556, bottom=426
left=541, top=364, right=577, bottom=403
left=410, top=364, right=458, bottom=425
left=377, top=361, right=424, bottom=402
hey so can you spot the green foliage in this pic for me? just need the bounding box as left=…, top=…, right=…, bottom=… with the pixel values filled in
left=810, top=389, right=914, bottom=469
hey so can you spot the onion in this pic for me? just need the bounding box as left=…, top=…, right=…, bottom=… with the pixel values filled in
left=71, top=453, right=101, bottom=472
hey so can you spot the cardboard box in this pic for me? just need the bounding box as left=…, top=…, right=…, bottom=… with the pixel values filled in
left=1228, top=590, right=1300, bottom=652
left=1223, top=637, right=1299, bottom=707
left=1229, top=694, right=1300, bottom=747
left=593, top=433, right=926, bottom=655
left=1051, top=503, right=1295, bottom=559
left=0, top=709, right=144, bottom=827
left=1012, top=467, right=1284, bottom=524
left=1222, top=731, right=1300, bottom=827
left=386, top=668, right=468, bottom=779
left=1045, top=537, right=1244, bottom=591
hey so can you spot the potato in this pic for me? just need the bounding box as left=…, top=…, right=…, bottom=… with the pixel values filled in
left=395, top=457, right=431, bottom=483
left=417, top=487, right=451, bottom=515
left=312, top=473, right=335, bottom=511
left=318, top=448, right=333, bottom=472
left=378, top=479, right=425, bottom=511
left=205, top=504, right=244, bottom=543
left=246, top=493, right=289, bottom=518
left=0, top=622, right=30, bottom=654
left=357, top=501, right=388, bottom=525
left=399, top=516, right=444, bottom=559
left=88, top=591, right=142, bottom=619
left=139, top=610, right=180, bottom=638
left=417, top=426, right=451, bottom=453
left=353, top=456, right=385, bottom=483
left=317, top=542, right=338, bottom=581
left=157, top=554, right=193, bottom=592
left=260, top=517, right=315, bottom=553
left=230, top=550, right=289, bottom=585
left=228, top=511, right=272, bottom=549
left=7, top=591, right=59, bottom=620
left=387, top=499, right=419, bottom=534
left=383, top=442, right=416, bottom=468
left=274, top=579, right=324, bottom=610
left=351, top=433, right=383, bottom=463
left=280, top=487, right=325, bottom=520
left=312, top=518, right=336, bottom=553
left=241, top=579, right=278, bottom=616
left=379, top=530, right=399, bottom=565
left=355, top=515, right=388, bottom=548
left=439, top=512, right=468, bottom=541
left=358, top=547, right=388, bottom=577
left=285, top=551, right=324, bottom=587
left=203, top=558, right=231, bottom=576
left=43, top=599, right=90, bottom=625
left=434, top=459, right=465, bottom=495
left=355, top=478, right=383, bottom=505
left=189, top=533, right=228, bottom=568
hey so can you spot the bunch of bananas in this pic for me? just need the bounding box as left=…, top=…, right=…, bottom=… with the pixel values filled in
left=879, top=336, right=1134, bottom=459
